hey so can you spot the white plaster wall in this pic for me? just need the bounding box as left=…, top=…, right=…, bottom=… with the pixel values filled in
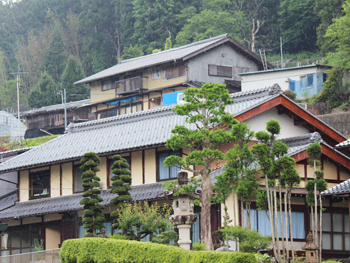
left=244, top=108, right=309, bottom=139
left=240, top=67, right=327, bottom=92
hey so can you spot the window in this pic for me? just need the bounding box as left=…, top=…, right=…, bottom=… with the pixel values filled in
left=208, top=64, right=233, bottom=78
left=316, top=212, right=350, bottom=251
left=73, top=164, right=84, bottom=193
left=152, top=69, right=161, bottom=79
left=102, top=79, right=117, bottom=91
left=30, top=170, right=50, bottom=198
left=244, top=208, right=305, bottom=239
left=108, top=156, right=131, bottom=187
left=1, top=225, right=41, bottom=255
left=158, top=151, right=181, bottom=180
left=100, top=107, right=118, bottom=119
left=165, top=65, right=185, bottom=80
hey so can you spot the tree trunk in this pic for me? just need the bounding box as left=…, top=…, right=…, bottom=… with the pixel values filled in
left=265, top=176, right=277, bottom=257
left=284, top=185, right=289, bottom=262
left=201, top=173, right=213, bottom=250
left=279, top=184, right=285, bottom=260
left=241, top=199, right=244, bottom=228
left=232, top=190, right=238, bottom=250
left=288, top=193, right=294, bottom=263
left=311, top=205, right=314, bottom=237
left=274, top=186, right=281, bottom=261
left=314, top=160, right=318, bottom=247
left=319, top=196, right=323, bottom=263
left=247, top=203, right=251, bottom=230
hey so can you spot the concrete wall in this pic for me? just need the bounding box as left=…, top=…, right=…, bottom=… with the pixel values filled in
left=317, top=111, right=350, bottom=136
left=187, top=43, right=259, bottom=84
left=19, top=170, right=29, bottom=202
left=51, top=165, right=60, bottom=197
left=244, top=108, right=309, bottom=139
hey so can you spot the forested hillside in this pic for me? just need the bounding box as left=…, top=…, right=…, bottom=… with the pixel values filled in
left=0, top=0, right=345, bottom=110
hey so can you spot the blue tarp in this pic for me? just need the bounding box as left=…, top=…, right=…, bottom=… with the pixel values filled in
left=163, top=92, right=183, bottom=106
left=106, top=96, right=137, bottom=105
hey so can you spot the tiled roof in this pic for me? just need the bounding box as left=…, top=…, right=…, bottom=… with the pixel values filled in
left=336, top=139, right=350, bottom=149
left=75, top=34, right=268, bottom=85
left=21, top=99, right=90, bottom=116
left=0, top=85, right=282, bottom=173
left=322, top=179, right=350, bottom=195
left=0, top=190, right=17, bottom=212
left=281, top=132, right=323, bottom=157
left=0, top=147, right=34, bottom=159
left=0, top=182, right=166, bottom=221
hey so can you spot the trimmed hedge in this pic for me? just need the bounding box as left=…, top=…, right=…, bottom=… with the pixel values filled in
left=60, top=238, right=257, bottom=263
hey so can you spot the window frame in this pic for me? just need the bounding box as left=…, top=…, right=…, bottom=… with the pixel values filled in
left=73, top=164, right=84, bottom=194
left=152, top=69, right=161, bottom=79
left=101, top=78, right=118, bottom=91
left=29, top=169, right=50, bottom=200
left=208, top=64, right=233, bottom=78
left=157, top=150, right=182, bottom=182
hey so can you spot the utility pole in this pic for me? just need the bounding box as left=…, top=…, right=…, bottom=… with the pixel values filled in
left=280, top=37, right=284, bottom=69
left=58, top=87, right=67, bottom=131
left=10, top=70, right=28, bottom=145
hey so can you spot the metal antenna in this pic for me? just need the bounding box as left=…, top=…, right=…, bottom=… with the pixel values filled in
left=10, top=69, right=29, bottom=145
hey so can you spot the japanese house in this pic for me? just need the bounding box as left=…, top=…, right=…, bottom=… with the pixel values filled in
left=0, top=85, right=349, bottom=257
left=74, top=34, right=273, bottom=120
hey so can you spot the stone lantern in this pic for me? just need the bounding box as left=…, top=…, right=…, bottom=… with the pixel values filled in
left=169, top=171, right=198, bottom=250
left=302, top=232, right=320, bottom=263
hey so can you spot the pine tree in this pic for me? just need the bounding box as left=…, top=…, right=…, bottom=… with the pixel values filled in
left=109, top=155, right=132, bottom=229
left=44, top=24, right=67, bottom=82
left=79, top=152, right=106, bottom=237
left=61, top=55, right=88, bottom=102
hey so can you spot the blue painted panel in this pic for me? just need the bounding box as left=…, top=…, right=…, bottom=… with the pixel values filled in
left=163, top=92, right=183, bottom=106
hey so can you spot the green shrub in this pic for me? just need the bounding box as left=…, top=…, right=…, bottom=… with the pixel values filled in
left=192, top=241, right=206, bottom=251
left=60, top=238, right=257, bottom=263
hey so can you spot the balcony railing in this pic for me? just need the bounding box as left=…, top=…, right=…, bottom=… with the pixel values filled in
left=0, top=249, right=60, bottom=263
left=115, top=76, right=148, bottom=95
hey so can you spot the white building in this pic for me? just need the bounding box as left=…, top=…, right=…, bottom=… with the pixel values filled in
left=237, top=64, right=330, bottom=99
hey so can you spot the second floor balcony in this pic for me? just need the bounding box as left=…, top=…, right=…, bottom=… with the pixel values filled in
left=115, top=76, right=148, bottom=95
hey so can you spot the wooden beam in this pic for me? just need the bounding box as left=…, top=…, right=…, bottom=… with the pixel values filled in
left=235, top=97, right=281, bottom=122
left=280, top=96, right=346, bottom=145
left=292, top=151, right=308, bottom=163
left=294, top=120, right=308, bottom=126
left=321, top=144, right=350, bottom=171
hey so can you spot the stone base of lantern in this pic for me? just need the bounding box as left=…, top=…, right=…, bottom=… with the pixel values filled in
left=177, top=224, right=192, bottom=250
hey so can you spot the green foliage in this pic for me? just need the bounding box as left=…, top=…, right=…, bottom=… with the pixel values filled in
left=111, top=202, right=172, bottom=241
left=283, top=90, right=297, bottom=101
left=192, top=241, right=207, bottom=251
left=44, top=25, right=67, bottom=82
left=5, top=135, right=60, bottom=151
left=79, top=152, right=105, bottom=236
left=343, top=101, right=350, bottom=111
left=220, top=225, right=272, bottom=253
left=28, top=71, right=60, bottom=108
left=60, top=238, right=257, bottom=263
left=61, top=55, right=88, bottom=102
left=109, top=154, right=132, bottom=229
left=325, top=1, right=350, bottom=67
left=120, top=45, right=144, bottom=61
left=306, top=141, right=322, bottom=164
left=253, top=253, right=274, bottom=263
left=278, top=0, right=319, bottom=53
left=165, top=37, right=172, bottom=50
left=163, top=177, right=201, bottom=198
left=318, top=68, right=350, bottom=108
left=152, top=230, right=178, bottom=245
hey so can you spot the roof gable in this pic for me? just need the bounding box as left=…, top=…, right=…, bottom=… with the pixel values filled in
left=74, top=34, right=270, bottom=85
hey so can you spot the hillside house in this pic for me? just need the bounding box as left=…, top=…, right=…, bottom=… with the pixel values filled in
left=74, top=34, right=272, bottom=120
left=0, top=85, right=349, bottom=257
left=22, top=100, right=91, bottom=139
left=237, top=64, right=330, bottom=99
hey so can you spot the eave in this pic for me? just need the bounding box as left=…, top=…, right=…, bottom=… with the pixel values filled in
left=234, top=95, right=347, bottom=147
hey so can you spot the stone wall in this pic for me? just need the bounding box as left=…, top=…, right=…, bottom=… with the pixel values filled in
left=317, top=112, right=350, bottom=136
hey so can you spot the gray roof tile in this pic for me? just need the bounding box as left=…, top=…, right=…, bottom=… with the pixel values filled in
left=0, top=86, right=281, bottom=173
left=336, top=139, right=350, bottom=149
left=0, top=183, right=166, bottom=220
left=0, top=190, right=17, bottom=211
left=322, top=179, right=350, bottom=195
